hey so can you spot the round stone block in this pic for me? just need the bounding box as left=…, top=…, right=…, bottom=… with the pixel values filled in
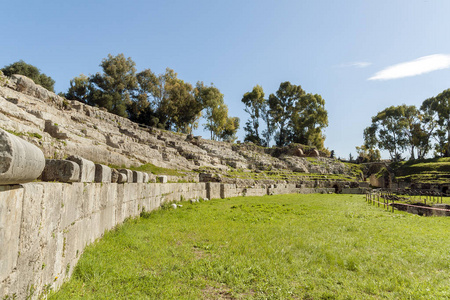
left=0, top=129, right=45, bottom=184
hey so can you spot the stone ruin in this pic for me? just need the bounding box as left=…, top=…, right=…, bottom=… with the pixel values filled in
left=0, top=73, right=370, bottom=299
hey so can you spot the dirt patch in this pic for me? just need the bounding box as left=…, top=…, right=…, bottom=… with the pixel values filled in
left=202, top=285, right=234, bottom=299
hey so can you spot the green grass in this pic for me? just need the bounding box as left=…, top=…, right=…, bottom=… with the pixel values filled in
left=224, top=169, right=358, bottom=182
left=49, top=194, right=450, bottom=299
left=393, top=158, right=450, bottom=184
left=109, top=163, right=186, bottom=177
left=3, top=128, right=42, bottom=139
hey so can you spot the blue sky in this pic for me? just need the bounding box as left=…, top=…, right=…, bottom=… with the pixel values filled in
left=2, top=0, right=450, bottom=158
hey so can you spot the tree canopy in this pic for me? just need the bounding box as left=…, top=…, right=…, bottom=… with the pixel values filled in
left=241, top=82, right=328, bottom=150
left=2, top=60, right=55, bottom=92
left=268, top=82, right=305, bottom=147
left=291, top=93, right=328, bottom=149
left=242, top=85, right=265, bottom=145
left=421, top=89, right=450, bottom=157
left=65, top=54, right=239, bottom=140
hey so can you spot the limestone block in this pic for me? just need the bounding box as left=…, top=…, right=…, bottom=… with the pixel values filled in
left=143, top=172, right=149, bottom=183
left=95, top=164, right=111, bottom=183
left=38, top=183, right=64, bottom=286
left=41, top=159, right=80, bottom=182
left=67, top=155, right=95, bottom=182
left=0, top=185, right=24, bottom=283
left=206, top=182, right=221, bottom=199
left=61, top=183, right=83, bottom=229
left=0, top=129, right=45, bottom=185
left=119, top=169, right=133, bottom=183
left=14, top=183, right=45, bottom=299
left=100, top=205, right=116, bottom=233
left=118, top=173, right=127, bottom=183
left=132, top=171, right=144, bottom=183
left=44, top=120, right=68, bottom=140
left=157, top=175, right=167, bottom=183
left=111, top=168, right=119, bottom=183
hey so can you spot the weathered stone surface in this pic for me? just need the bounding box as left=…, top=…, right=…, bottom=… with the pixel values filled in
left=119, top=169, right=133, bottom=183
left=67, top=155, right=95, bottom=182
left=132, top=171, right=144, bottom=183
left=41, top=159, right=80, bottom=182
left=0, top=129, right=45, bottom=185
left=118, top=173, right=127, bottom=183
left=0, top=73, right=355, bottom=178
left=157, top=175, right=167, bottom=183
left=294, top=147, right=304, bottom=157
left=111, top=168, right=120, bottom=183
left=11, top=74, right=50, bottom=101
left=0, top=185, right=24, bottom=283
left=206, top=182, right=221, bottom=199
left=143, top=172, right=149, bottom=183
left=199, top=172, right=221, bottom=183
left=95, top=164, right=112, bottom=183
left=44, top=120, right=68, bottom=139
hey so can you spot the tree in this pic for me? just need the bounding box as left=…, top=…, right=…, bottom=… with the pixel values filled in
left=364, top=105, right=409, bottom=161
left=2, top=60, right=55, bottom=92
left=398, top=104, right=436, bottom=159
left=349, top=153, right=354, bottom=162
left=291, top=93, right=328, bottom=150
left=330, top=150, right=335, bottom=159
left=421, top=89, right=450, bottom=157
left=242, top=85, right=265, bottom=145
left=134, top=68, right=201, bottom=130
left=268, top=82, right=305, bottom=146
left=160, top=78, right=202, bottom=133
left=220, top=117, right=240, bottom=142
left=196, top=83, right=225, bottom=140
left=89, top=54, right=138, bottom=117
left=355, top=145, right=380, bottom=162
left=261, top=104, right=275, bottom=147
left=65, top=74, right=93, bottom=104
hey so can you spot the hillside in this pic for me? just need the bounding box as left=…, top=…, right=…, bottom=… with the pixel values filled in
left=391, top=158, right=450, bottom=185
left=0, top=73, right=361, bottom=185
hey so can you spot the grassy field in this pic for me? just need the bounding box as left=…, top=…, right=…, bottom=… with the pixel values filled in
left=49, top=194, right=450, bottom=299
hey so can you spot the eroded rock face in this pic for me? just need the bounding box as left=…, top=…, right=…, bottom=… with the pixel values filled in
left=0, top=74, right=352, bottom=178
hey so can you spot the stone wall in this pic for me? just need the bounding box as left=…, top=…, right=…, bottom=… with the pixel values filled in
left=0, top=180, right=352, bottom=299
left=0, top=181, right=206, bottom=299
left=0, top=128, right=365, bottom=299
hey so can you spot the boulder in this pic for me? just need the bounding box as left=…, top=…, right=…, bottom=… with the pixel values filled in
left=67, top=155, right=95, bottom=182
left=111, top=168, right=120, bottom=183
left=41, top=159, right=80, bottom=182
left=95, top=164, right=112, bottom=183
left=294, top=147, right=304, bottom=157
left=143, top=172, right=149, bottom=183
left=11, top=74, right=49, bottom=100
left=132, top=171, right=144, bottom=183
left=119, top=169, right=133, bottom=183
left=157, top=175, right=167, bottom=183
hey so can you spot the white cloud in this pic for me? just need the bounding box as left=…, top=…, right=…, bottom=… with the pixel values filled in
left=338, top=61, right=372, bottom=68
left=368, top=54, right=450, bottom=80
